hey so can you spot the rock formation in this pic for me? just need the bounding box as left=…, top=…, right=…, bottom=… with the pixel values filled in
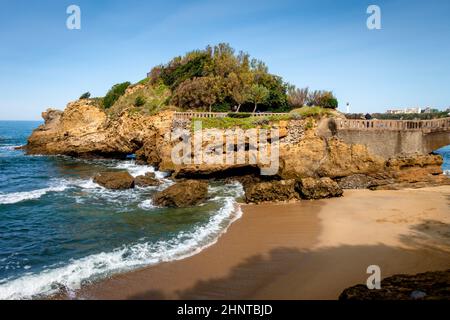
left=296, top=177, right=343, bottom=200
left=153, top=180, right=209, bottom=208
left=135, top=172, right=162, bottom=187
left=94, top=172, right=135, bottom=190
left=25, top=98, right=449, bottom=201
left=26, top=99, right=174, bottom=161
left=339, top=269, right=450, bottom=300
left=245, top=179, right=298, bottom=203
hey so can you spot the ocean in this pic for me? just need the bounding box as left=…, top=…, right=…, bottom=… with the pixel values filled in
left=0, top=121, right=244, bottom=299
left=0, top=121, right=449, bottom=300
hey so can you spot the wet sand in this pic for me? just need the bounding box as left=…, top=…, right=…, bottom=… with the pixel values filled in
left=75, top=186, right=450, bottom=300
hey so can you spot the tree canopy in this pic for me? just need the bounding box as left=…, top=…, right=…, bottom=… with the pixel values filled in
left=97, top=43, right=338, bottom=113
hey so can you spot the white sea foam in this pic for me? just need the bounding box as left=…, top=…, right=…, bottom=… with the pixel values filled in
left=138, top=199, right=156, bottom=210
left=115, top=161, right=153, bottom=177
left=0, top=145, right=21, bottom=151
left=0, top=183, right=69, bottom=205
left=0, top=183, right=244, bottom=300
left=114, top=161, right=170, bottom=179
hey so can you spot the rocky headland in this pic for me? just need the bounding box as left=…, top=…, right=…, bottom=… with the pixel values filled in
left=24, top=95, right=450, bottom=206
left=24, top=95, right=449, bottom=206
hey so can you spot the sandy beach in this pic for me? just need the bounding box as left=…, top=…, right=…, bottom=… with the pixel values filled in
left=74, top=186, right=450, bottom=300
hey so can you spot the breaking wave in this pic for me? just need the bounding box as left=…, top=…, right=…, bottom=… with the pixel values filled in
left=0, top=183, right=244, bottom=300
left=0, top=182, right=69, bottom=205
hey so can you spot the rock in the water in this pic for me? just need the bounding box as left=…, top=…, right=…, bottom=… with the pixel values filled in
left=135, top=172, right=162, bottom=187
left=245, top=179, right=297, bottom=204
left=153, top=180, right=208, bottom=208
left=94, top=171, right=135, bottom=190
left=339, top=269, right=450, bottom=300
left=296, top=177, right=343, bottom=200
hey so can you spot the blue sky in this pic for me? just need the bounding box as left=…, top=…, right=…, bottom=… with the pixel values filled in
left=0, top=0, right=449, bottom=120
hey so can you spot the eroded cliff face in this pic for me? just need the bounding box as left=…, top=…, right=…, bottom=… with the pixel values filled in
left=26, top=101, right=449, bottom=192
left=26, top=100, right=174, bottom=159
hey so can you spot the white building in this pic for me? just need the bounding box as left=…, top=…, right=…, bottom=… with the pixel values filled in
left=386, top=107, right=422, bottom=114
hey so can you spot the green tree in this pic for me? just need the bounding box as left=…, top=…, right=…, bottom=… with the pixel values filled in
left=254, top=73, right=289, bottom=111
left=247, top=84, right=270, bottom=113
left=227, top=72, right=252, bottom=112
left=103, top=82, right=131, bottom=109
left=79, top=92, right=91, bottom=100
left=307, top=90, right=338, bottom=109
left=171, top=76, right=222, bottom=112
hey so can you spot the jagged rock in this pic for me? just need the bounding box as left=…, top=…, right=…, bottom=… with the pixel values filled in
left=279, top=133, right=385, bottom=180
left=94, top=172, right=135, bottom=190
left=339, top=269, right=450, bottom=300
left=296, top=177, right=343, bottom=200
left=26, top=99, right=174, bottom=159
left=135, top=172, right=162, bottom=187
left=42, top=109, right=63, bottom=128
left=224, top=175, right=262, bottom=189
left=25, top=100, right=449, bottom=193
left=244, top=180, right=297, bottom=204
left=153, top=180, right=208, bottom=208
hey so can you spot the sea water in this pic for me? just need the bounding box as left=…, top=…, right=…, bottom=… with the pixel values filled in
left=0, top=121, right=449, bottom=299
left=0, top=121, right=244, bottom=299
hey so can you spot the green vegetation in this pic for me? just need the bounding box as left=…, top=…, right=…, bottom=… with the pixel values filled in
left=149, top=43, right=292, bottom=112
left=89, top=43, right=339, bottom=116
left=79, top=92, right=91, bottom=99
left=247, top=84, right=270, bottom=113
left=108, top=82, right=171, bottom=116
left=290, top=106, right=334, bottom=117
left=135, top=96, right=146, bottom=107
left=103, top=82, right=131, bottom=109
left=191, top=107, right=329, bottom=130
left=227, top=112, right=252, bottom=118
left=192, top=116, right=270, bottom=130
left=288, top=87, right=338, bottom=109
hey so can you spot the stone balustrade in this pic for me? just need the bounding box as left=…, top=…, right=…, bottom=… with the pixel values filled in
left=173, top=112, right=450, bottom=133
left=335, top=117, right=450, bottom=132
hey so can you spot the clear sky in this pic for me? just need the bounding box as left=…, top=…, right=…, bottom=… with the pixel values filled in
left=0, top=0, right=449, bottom=120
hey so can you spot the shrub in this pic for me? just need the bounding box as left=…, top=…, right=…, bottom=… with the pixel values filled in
left=290, top=106, right=333, bottom=118
left=307, top=90, right=337, bottom=109
left=79, top=92, right=91, bottom=99
left=227, top=112, right=252, bottom=118
left=322, top=97, right=338, bottom=109
left=135, top=96, right=146, bottom=107
left=287, top=87, right=308, bottom=108
left=103, top=82, right=131, bottom=109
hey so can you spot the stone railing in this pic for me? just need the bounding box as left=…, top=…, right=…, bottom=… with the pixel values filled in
left=336, top=117, right=450, bottom=131
left=173, top=112, right=450, bottom=132
left=173, top=112, right=289, bottom=120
